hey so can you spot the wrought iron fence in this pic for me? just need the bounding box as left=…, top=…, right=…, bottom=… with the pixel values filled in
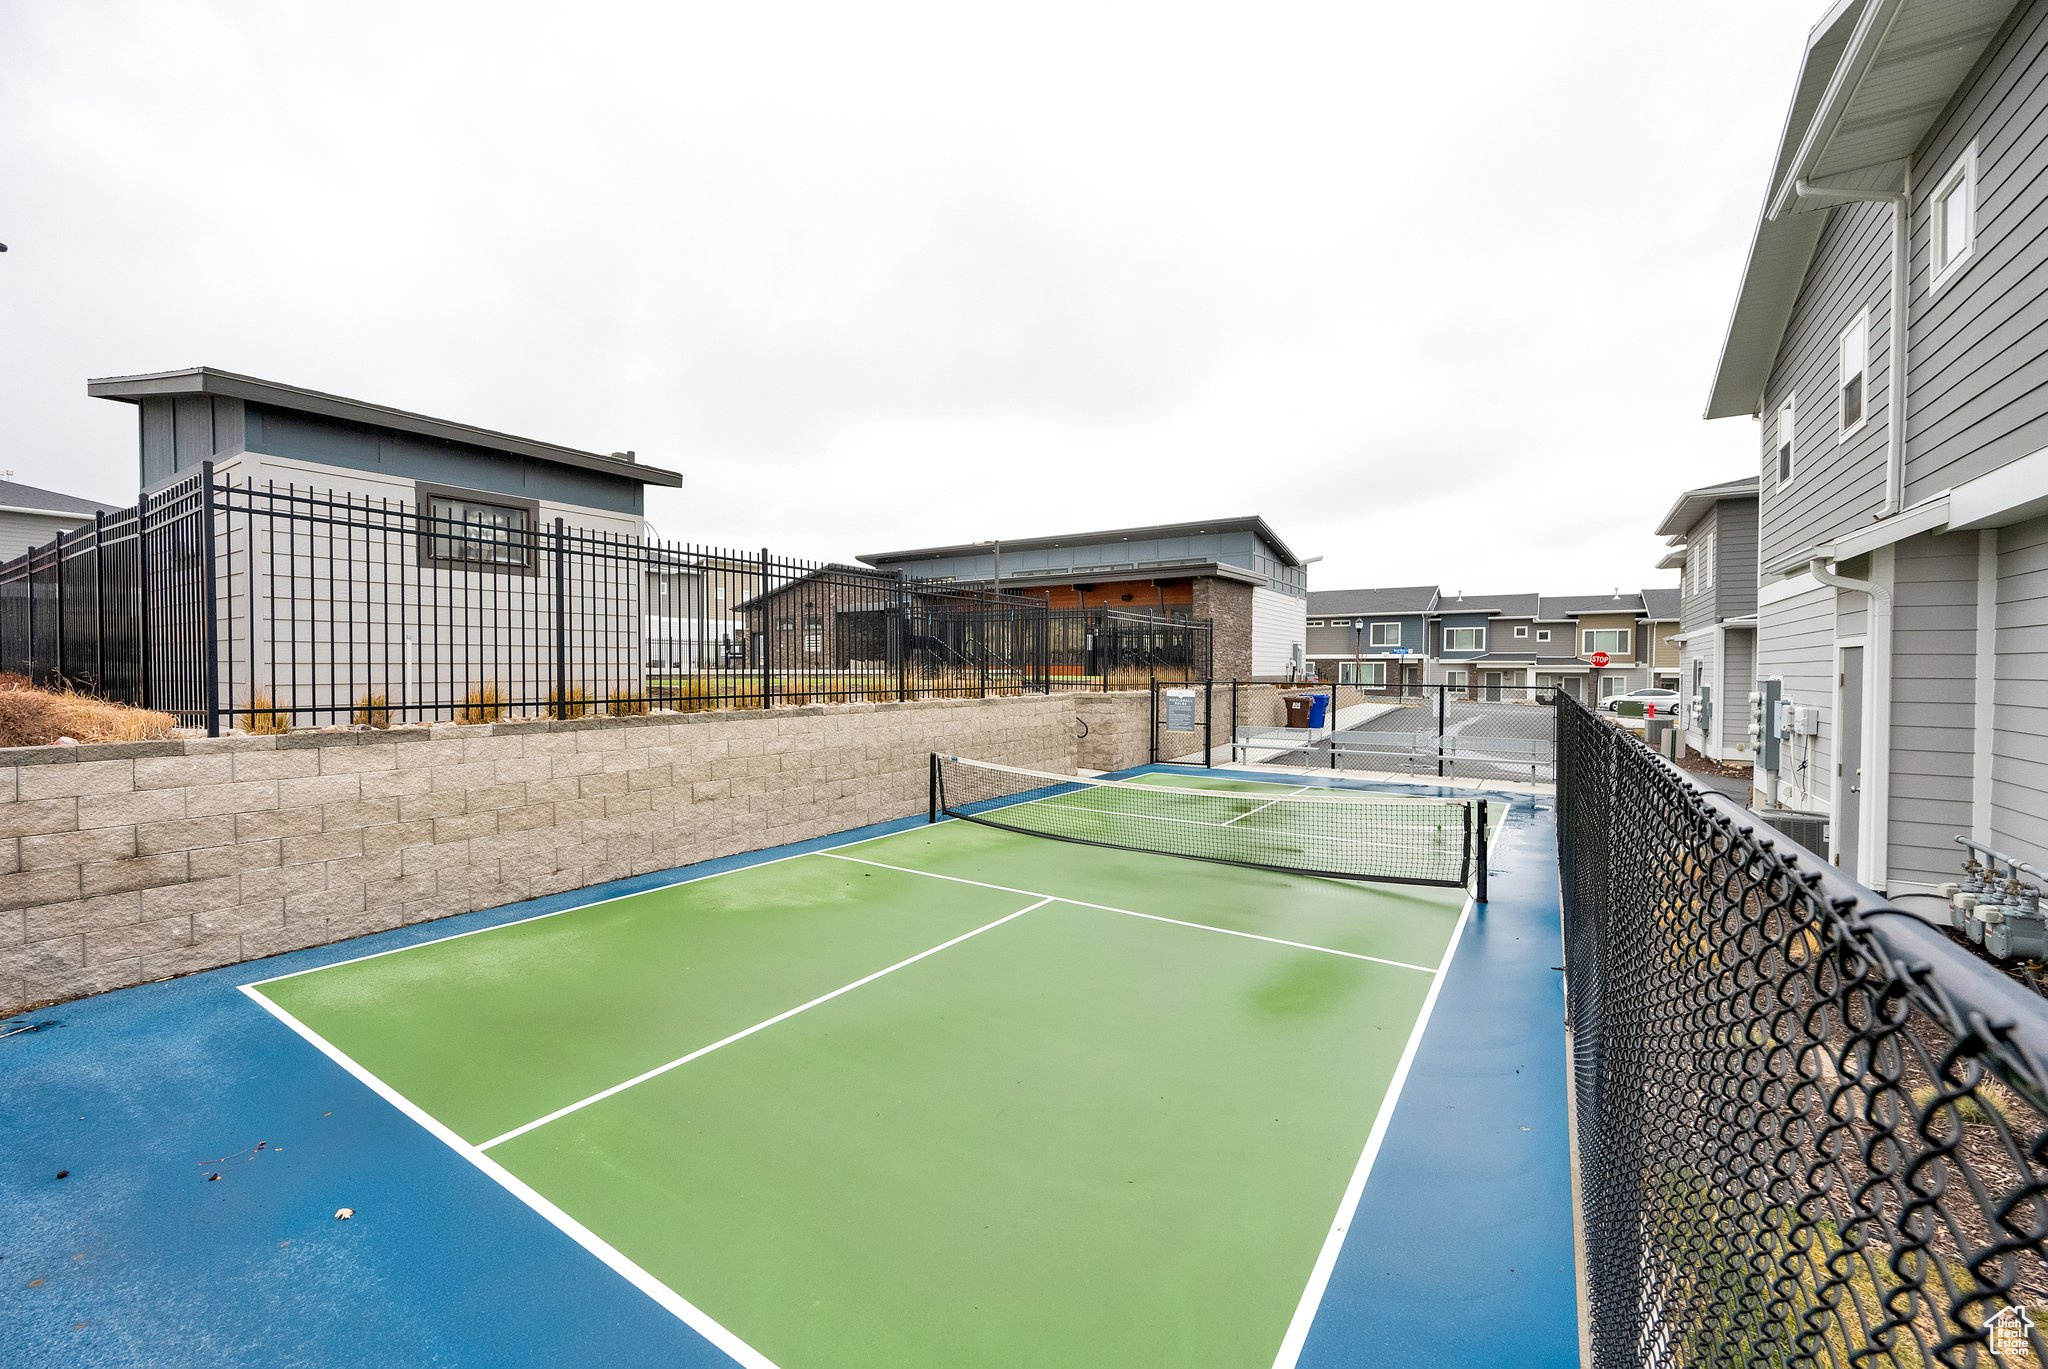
left=1557, top=691, right=2048, bottom=1368
left=3, top=467, right=1203, bottom=732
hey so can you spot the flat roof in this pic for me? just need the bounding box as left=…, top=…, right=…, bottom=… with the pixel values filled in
left=87, top=367, right=683, bottom=488
left=860, top=515, right=1303, bottom=568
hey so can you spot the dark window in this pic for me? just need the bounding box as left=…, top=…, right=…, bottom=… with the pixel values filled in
left=419, top=486, right=538, bottom=572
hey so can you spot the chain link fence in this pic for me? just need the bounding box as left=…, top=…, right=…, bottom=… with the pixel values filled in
left=1558, top=691, right=2048, bottom=1367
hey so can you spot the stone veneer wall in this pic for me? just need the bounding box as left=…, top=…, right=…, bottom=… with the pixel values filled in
left=1193, top=579, right=1256, bottom=680
left=0, top=692, right=1151, bottom=1014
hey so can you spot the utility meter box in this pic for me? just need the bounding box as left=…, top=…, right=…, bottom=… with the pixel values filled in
left=1792, top=705, right=1820, bottom=736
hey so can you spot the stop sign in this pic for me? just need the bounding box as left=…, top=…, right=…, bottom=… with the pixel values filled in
left=1591, top=650, right=1610, bottom=668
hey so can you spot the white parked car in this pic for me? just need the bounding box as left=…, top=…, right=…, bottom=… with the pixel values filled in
left=1604, top=687, right=1682, bottom=714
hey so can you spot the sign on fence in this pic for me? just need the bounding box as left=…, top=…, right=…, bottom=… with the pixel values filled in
left=1163, top=688, right=1197, bottom=731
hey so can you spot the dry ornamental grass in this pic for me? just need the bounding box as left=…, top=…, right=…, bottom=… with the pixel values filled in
left=0, top=676, right=178, bottom=747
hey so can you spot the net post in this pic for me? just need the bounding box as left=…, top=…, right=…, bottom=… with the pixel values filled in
left=1475, top=799, right=1489, bottom=902
left=1149, top=678, right=1159, bottom=765
left=928, top=752, right=939, bottom=823
left=1203, top=679, right=1214, bottom=769
left=1436, top=683, right=1446, bottom=778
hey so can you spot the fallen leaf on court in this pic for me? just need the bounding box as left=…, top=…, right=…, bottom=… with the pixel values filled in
left=334, top=1207, right=354, bottom=1220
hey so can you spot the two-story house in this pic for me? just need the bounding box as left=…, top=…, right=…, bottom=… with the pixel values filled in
left=1705, top=0, right=2047, bottom=893
left=1305, top=585, right=1679, bottom=701
left=1656, top=478, right=1761, bottom=762
left=1304, top=586, right=1435, bottom=688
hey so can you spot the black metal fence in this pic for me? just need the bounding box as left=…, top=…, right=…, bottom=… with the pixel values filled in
left=0, top=468, right=1218, bottom=733
left=1148, top=680, right=1559, bottom=782
left=1557, top=692, right=2048, bottom=1367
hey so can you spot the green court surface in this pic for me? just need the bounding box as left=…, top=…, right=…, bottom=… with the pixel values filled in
left=248, top=774, right=1487, bottom=1369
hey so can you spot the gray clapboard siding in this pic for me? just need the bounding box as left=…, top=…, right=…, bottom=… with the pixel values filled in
left=1757, top=582, right=1836, bottom=808
left=1760, top=198, right=1894, bottom=569
left=1886, top=533, right=1982, bottom=885
left=1993, top=513, right=2048, bottom=864
left=1717, top=500, right=1759, bottom=620
left=1905, top=0, right=2048, bottom=501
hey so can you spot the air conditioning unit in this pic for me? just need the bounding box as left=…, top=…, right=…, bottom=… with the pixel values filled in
left=1758, top=809, right=1829, bottom=858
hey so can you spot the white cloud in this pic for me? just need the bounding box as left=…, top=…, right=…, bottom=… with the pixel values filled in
left=0, top=0, right=1815, bottom=593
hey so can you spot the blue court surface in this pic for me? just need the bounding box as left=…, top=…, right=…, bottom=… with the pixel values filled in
left=1, top=765, right=1578, bottom=1367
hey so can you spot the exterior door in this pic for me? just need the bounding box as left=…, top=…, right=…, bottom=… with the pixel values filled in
left=1837, top=646, right=1862, bottom=873
left=1484, top=671, right=1502, bottom=702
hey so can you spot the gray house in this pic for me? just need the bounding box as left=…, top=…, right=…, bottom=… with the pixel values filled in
left=1656, top=477, right=1759, bottom=762
left=1305, top=586, right=1436, bottom=687
left=87, top=368, right=683, bottom=724
left=0, top=478, right=119, bottom=561
left=1705, top=0, right=2048, bottom=893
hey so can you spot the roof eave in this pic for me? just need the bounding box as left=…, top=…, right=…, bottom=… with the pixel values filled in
left=87, top=367, right=683, bottom=488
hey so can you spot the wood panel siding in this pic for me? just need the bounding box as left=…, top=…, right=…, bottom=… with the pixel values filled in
left=1905, top=0, right=2048, bottom=503
left=1757, top=581, right=1836, bottom=810
left=1993, top=512, right=2048, bottom=864
left=1887, top=533, right=1982, bottom=885
left=1759, top=199, right=1894, bottom=568
left=1030, top=580, right=1195, bottom=614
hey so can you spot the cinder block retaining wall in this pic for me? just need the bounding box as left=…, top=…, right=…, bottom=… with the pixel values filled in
left=0, top=692, right=1151, bottom=1014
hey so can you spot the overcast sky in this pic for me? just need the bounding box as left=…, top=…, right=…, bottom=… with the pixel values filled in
left=1, top=2, right=1818, bottom=594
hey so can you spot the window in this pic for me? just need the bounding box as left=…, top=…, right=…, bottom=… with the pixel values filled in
left=1584, top=628, right=1631, bottom=656
left=1369, top=621, right=1401, bottom=647
left=1444, top=626, right=1485, bottom=652
left=1339, top=661, right=1385, bottom=687
left=420, top=487, right=537, bottom=571
left=1698, top=525, right=1715, bottom=593
left=1838, top=312, right=1869, bottom=438
left=1931, top=144, right=1977, bottom=292
left=1599, top=674, right=1626, bottom=700
left=1445, top=670, right=1468, bottom=689
left=1537, top=628, right=1551, bottom=643
left=1777, top=394, right=1795, bottom=486
left=1513, top=625, right=1528, bottom=639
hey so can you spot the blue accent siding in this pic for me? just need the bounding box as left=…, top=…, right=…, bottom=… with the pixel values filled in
left=1437, top=611, right=1492, bottom=659
left=211, top=405, right=647, bottom=515
left=884, top=528, right=1305, bottom=596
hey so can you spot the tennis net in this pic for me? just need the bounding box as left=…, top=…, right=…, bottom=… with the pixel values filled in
left=929, top=754, right=1483, bottom=889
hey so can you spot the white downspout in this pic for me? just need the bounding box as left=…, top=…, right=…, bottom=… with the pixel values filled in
left=1809, top=555, right=1893, bottom=890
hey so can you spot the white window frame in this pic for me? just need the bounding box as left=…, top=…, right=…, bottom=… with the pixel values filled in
left=1368, top=621, right=1402, bottom=648
left=1776, top=393, right=1796, bottom=487
left=1837, top=310, right=1870, bottom=441
left=1537, top=629, right=1551, bottom=643
left=1444, top=669, right=1468, bottom=689
left=1339, top=660, right=1386, bottom=687
left=1698, top=525, right=1716, bottom=593
left=1930, top=142, right=1977, bottom=295
left=1443, top=626, right=1485, bottom=653
left=1513, top=624, right=1528, bottom=639
left=1583, top=628, right=1631, bottom=656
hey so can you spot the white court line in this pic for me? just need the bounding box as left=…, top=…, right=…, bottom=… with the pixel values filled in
left=241, top=817, right=923, bottom=990
left=1218, top=784, right=1317, bottom=826
left=1268, top=893, right=1477, bottom=1369
left=476, top=897, right=1053, bottom=1152
left=238, top=983, right=785, bottom=1369
left=817, top=852, right=1438, bottom=975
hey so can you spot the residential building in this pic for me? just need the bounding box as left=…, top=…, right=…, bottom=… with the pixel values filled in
left=85, top=367, right=682, bottom=720
left=1304, top=586, right=1679, bottom=701
left=861, top=517, right=1308, bottom=680
left=1655, top=478, right=1760, bottom=763
left=0, top=478, right=119, bottom=561
left=1304, top=586, right=1436, bottom=688
left=1705, top=0, right=2048, bottom=894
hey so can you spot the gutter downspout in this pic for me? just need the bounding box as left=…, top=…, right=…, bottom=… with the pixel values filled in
left=1809, top=555, right=1893, bottom=891
left=1791, top=180, right=1909, bottom=515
